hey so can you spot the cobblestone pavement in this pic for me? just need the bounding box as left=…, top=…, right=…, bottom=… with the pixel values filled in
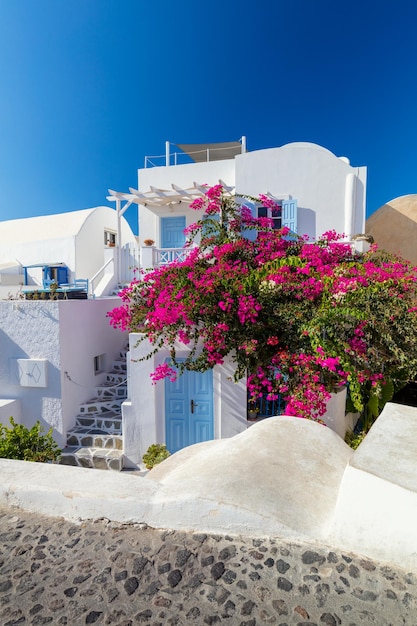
left=1, top=505, right=417, bottom=625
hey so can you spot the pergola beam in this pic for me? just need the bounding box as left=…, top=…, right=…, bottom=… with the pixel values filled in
left=110, top=180, right=235, bottom=209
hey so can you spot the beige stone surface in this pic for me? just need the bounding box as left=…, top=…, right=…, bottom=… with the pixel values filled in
left=366, top=194, right=417, bottom=264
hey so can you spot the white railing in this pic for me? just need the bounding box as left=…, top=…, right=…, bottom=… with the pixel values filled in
left=153, top=247, right=193, bottom=266
left=144, top=139, right=246, bottom=168
left=89, top=256, right=114, bottom=297
left=119, top=242, right=140, bottom=283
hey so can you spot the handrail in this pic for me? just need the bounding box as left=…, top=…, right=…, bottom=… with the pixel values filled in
left=145, top=144, right=242, bottom=168
left=154, top=247, right=193, bottom=266
left=89, top=256, right=114, bottom=297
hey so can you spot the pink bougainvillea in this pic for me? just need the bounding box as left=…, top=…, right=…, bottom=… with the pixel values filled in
left=108, top=185, right=417, bottom=423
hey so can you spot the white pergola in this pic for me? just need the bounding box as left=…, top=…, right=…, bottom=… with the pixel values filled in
left=107, top=180, right=235, bottom=209
left=106, top=181, right=284, bottom=281
left=106, top=181, right=234, bottom=283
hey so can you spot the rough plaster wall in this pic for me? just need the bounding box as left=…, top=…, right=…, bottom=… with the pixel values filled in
left=0, top=301, right=62, bottom=434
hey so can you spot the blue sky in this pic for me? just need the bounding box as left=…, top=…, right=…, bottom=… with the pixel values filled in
left=1, top=0, right=417, bottom=235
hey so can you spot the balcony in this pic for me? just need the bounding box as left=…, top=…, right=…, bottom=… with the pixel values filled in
left=141, top=245, right=194, bottom=270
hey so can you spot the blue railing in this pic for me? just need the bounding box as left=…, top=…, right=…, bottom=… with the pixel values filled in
left=248, top=394, right=285, bottom=419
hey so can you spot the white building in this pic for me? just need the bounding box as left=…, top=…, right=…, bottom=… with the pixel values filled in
left=0, top=206, right=138, bottom=299
left=0, top=205, right=135, bottom=466
left=0, top=140, right=366, bottom=469
left=110, top=139, right=366, bottom=269
left=111, top=139, right=366, bottom=465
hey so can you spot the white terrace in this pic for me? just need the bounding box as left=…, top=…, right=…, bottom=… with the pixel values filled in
left=108, top=138, right=367, bottom=271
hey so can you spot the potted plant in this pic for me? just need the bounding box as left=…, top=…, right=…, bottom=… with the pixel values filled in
left=143, top=239, right=155, bottom=247
left=247, top=401, right=260, bottom=420
left=142, top=443, right=170, bottom=469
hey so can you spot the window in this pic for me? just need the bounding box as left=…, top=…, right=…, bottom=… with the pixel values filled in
left=257, top=205, right=282, bottom=230
left=104, top=230, right=116, bottom=247
left=94, top=353, right=106, bottom=375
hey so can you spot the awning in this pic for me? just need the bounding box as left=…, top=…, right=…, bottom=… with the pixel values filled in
left=175, top=141, right=243, bottom=163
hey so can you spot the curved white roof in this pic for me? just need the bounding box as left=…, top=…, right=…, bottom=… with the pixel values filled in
left=269, top=141, right=342, bottom=160
left=0, top=207, right=112, bottom=244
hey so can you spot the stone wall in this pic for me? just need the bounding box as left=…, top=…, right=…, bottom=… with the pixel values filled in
left=1, top=506, right=415, bottom=626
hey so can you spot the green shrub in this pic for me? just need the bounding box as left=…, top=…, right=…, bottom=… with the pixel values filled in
left=142, top=444, right=170, bottom=469
left=344, top=429, right=367, bottom=450
left=0, top=417, right=61, bottom=463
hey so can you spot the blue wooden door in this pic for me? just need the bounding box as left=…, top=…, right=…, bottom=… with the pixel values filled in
left=161, top=216, right=186, bottom=248
left=165, top=364, right=213, bottom=454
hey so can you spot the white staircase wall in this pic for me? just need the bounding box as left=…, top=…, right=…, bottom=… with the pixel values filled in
left=0, top=299, right=128, bottom=447
left=0, top=399, right=21, bottom=426
left=59, top=299, right=128, bottom=443
left=93, top=273, right=119, bottom=298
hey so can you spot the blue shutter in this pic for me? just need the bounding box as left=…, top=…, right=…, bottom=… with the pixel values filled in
left=57, top=266, right=68, bottom=285
left=282, top=199, right=298, bottom=234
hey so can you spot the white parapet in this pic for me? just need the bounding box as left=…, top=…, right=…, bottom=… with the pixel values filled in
left=330, top=402, right=417, bottom=571
left=3, top=405, right=417, bottom=573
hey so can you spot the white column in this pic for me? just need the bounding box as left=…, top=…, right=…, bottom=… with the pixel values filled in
left=141, top=245, right=155, bottom=270
left=344, top=173, right=356, bottom=239
left=116, top=199, right=121, bottom=285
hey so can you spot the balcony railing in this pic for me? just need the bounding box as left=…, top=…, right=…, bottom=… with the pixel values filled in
left=153, top=247, right=193, bottom=266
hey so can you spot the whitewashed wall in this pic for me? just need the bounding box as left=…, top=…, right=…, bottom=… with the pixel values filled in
left=0, top=299, right=127, bottom=446
left=0, top=207, right=136, bottom=294
left=59, top=298, right=129, bottom=441
left=137, top=143, right=366, bottom=245
left=235, top=143, right=367, bottom=240
left=0, top=399, right=21, bottom=427
left=74, top=207, right=136, bottom=282
left=2, top=237, right=76, bottom=285
left=139, top=159, right=236, bottom=192
left=138, top=160, right=235, bottom=243
left=0, top=301, right=63, bottom=438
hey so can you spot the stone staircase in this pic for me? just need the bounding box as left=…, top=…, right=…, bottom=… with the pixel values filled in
left=59, top=345, right=128, bottom=471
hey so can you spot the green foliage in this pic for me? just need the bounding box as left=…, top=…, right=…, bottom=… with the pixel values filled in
left=142, top=443, right=171, bottom=470
left=344, top=429, right=367, bottom=450
left=0, top=417, right=61, bottom=463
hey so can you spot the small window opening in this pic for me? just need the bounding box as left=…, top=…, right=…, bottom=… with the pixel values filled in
left=258, top=206, right=282, bottom=230
left=94, top=353, right=106, bottom=375
left=104, top=230, right=117, bottom=247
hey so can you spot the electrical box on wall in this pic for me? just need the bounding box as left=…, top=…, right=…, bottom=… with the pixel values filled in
left=9, top=359, right=48, bottom=388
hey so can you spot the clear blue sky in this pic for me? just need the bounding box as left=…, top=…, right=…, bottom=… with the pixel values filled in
left=1, top=0, right=416, bottom=235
